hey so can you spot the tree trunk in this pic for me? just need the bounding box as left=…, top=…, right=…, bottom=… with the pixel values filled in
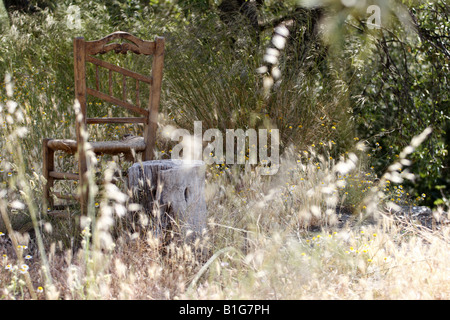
left=127, top=159, right=207, bottom=242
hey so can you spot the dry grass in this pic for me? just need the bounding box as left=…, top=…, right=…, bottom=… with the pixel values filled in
left=1, top=186, right=448, bottom=300
left=0, top=108, right=448, bottom=300
left=0, top=3, right=448, bottom=300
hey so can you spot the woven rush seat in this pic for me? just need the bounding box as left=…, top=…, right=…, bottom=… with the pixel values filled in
left=47, top=136, right=146, bottom=154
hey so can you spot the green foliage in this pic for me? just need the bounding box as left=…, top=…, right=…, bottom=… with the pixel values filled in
left=0, top=0, right=9, bottom=31
left=178, top=0, right=212, bottom=15
left=265, top=0, right=449, bottom=207
left=346, top=0, right=449, bottom=206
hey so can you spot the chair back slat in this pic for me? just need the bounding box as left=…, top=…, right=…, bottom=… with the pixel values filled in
left=86, top=117, right=147, bottom=124
left=86, top=56, right=153, bottom=84
left=86, top=87, right=149, bottom=117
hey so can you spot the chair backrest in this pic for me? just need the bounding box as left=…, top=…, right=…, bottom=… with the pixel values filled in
left=73, top=31, right=165, bottom=160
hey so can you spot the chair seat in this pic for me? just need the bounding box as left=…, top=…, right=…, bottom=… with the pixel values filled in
left=47, top=135, right=146, bottom=154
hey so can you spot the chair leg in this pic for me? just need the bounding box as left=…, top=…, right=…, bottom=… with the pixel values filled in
left=42, top=138, right=54, bottom=212
left=77, top=149, right=88, bottom=217
left=78, top=176, right=88, bottom=217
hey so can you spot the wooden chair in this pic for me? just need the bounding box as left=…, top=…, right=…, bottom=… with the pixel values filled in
left=43, top=31, right=165, bottom=216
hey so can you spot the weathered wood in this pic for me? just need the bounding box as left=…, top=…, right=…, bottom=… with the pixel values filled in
left=74, top=38, right=87, bottom=123
left=144, top=36, right=165, bottom=161
left=43, top=138, right=54, bottom=210
left=86, top=117, right=147, bottom=124
left=86, top=56, right=153, bottom=84
left=47, top=136, right=146, bottom=154
left=127, top=160, right=207, bottom=241
left=47, top=139, right=78, bottom=153
left=74, top=36, right=88, bottom=216
left=87, top=138, right=147, bottom=154
left=85, top=31, right=156, bottom=55
left=49, top=171, right=79, bottom=180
